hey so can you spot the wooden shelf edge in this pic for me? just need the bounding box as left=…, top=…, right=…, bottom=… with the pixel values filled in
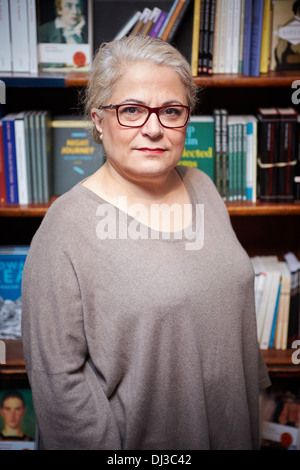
left=194, top=70, right=300, bottom=87
left=0, top=197, right=57, bottom=217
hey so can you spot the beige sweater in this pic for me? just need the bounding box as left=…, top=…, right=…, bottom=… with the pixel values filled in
left=21, top=166, right=270, bottom=450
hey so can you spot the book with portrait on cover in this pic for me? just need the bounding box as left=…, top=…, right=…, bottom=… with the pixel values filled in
left=36, top=0, right=93, bottom=72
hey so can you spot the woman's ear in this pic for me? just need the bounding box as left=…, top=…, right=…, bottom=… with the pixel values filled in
left=91, top=108, right=103, bottom=135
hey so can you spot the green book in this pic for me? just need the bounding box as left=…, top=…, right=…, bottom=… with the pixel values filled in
left=178, top=115, right=215, bottom=181
left=52, top=116, right=106, bottom=196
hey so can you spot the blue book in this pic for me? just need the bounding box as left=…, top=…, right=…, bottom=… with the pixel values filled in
left=2, top=113, right=18, bottom=203
left=158, top=0, right=179, bottom=38
left=249, top=0, right=264, bottom=76
left=0, top=246, right=29, bottom=301
left=269, top=283, right=281, bottom=348
left=242, top=0, right=253, bottom=76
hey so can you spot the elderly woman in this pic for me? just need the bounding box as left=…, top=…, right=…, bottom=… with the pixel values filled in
left=21, top=35, right=270, bottom=450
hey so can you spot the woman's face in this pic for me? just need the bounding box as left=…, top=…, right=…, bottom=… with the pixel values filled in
left=92, top=61, right=189, bottom=185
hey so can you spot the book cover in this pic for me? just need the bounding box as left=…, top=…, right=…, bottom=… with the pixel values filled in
left=0, top=388, right=37, bottom=450
left=37, top=0, right=93, bottom=72
left=249, top=0, right=264, bottom=76
left=257, top=107, right=281, bottom=202
left=271, top=0, right=300, bottom=72
left=178, top=115, right=215, bottom=180
left=2, top=114, right=19, bottom=204
left=0, top=0, right=12, bottom=72
left=0, top=120, right=6, bottom=204
left=261, top=385, right=300, bottom=450
left=277, top=107, right=298, bottom=203
left=52, top=116, right=106, bottom=196
left=0, top=246, right=29, bottom=302
left=9, top=0, right=30, bottom=72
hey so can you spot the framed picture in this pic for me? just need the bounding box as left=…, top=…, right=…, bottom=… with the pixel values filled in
left=0, top=388, right=38, bottom=450
left=37, top=0, right=93, bottom=72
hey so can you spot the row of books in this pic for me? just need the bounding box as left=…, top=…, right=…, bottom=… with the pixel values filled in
left=252, top=253, right=300, bottom=351
left=191, top=0, right=300, bottom=76
left=0, top=0, right=92, bottom=74
left=180, top=107, right=300, bottom=204
left=0, top=113, right=106, bottom=205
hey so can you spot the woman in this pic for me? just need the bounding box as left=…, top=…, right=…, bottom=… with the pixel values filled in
left=21, top=35, right=270, bottom=450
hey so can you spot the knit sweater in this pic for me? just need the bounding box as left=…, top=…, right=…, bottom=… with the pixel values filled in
left=21, top=166, right=270, bottom=450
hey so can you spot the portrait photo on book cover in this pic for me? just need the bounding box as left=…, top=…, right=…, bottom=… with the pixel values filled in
left=0, top=389, right=37, bottom=450
left=37, top=0, right=92, bottom=71
left=272, top=0, right=300, bottom=71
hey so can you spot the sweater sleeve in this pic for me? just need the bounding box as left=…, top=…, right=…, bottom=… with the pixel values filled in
left=21, top=205, right=121, bottom=450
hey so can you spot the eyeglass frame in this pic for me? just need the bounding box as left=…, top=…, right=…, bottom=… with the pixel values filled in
left=98, top=103, right=191, bottom=129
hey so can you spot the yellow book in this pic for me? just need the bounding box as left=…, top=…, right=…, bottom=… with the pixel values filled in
left=191, top=0, right=201, bottom=76
left=260, top=0, right=271, bottom=73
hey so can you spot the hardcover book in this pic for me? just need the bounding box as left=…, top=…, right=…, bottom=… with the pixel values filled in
left=0, top=246, right=29, bottom=302
left=52, top=116, right=106, bottom=196
left=178, top=115, right=215, bottom=181
left=36, top=0, right=93, bottom=72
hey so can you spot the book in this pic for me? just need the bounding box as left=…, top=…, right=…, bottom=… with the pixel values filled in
left=238, top=0, right=245, bottom=73
left=296, top=114, right=300, bottom=201
left=158, top=0, right=179, bottom=39
left=178, top=115, right=215, bottom=180
left=251, top=256, right=267, bottom=318
left=275, top=261, right=291, bottom=350
left=52, top=116, right=106, bottom=196
left=2, top=113, right=18, bottom=204
left=0, top=0, right=12, bottom=72
left=0, top=388, right=37, bottom=449
left=225, top=0, right=234, bottom=74
left=9, top=0, right=30, bottom=72
left=14, top=113, right=30, bottom=205
left=37, top=0, right=93, bottom=72
left=212, top=0, right=222, bottom=73
left=27, top=0, right=38, bottom=74
left=149, top=10, right=168, bottom=37
left=113, top=11, right=141, bottom=40
left=0, top=246, right=29, bottom=302
left=242, top=0, right=253, bottom=76
left=220, top=109, right=228, bottom=200
left=276, top=107, right=298, bottom=203
left=197, top=0, right=206, bottom=74
left=284, top=252, right=300, bottom=348
left=0, top=120, right=6, bottom=204
left=261, top=385, right=300, bottom=450
left=257, top=107, right=281, bottom=202
left=141, top=7, right=161, bottom=36
left=213, top=109, right=222, bottom=196
left=231, top=0, right=242, bottom=74
left=160, top=0, right=187, bottom=42
left=249, top=0, right=264, bottom=76
left=167, top=0, right=193, bottom=44
left=259, top=0, right=271, bottom=73
left=28, top=111, right=39, bottom=204
left=191, top=0, right=201, bottom=76
left=240, top=114, right=258, bottom=202
left=218, top=0, right=228, bottom=73
left=131, top=7, right=152, bottom=35
left=39, top=111, right=52, bottom=203
left=271, top=0, right=300, bottom=72
left=201, top=0, right=211, bottom=74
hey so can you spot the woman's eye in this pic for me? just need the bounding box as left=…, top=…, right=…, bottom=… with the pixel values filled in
left=122, top=106, right=140, bottom=114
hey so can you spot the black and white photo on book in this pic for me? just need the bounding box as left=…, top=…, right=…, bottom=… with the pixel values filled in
left=37, top=0, right=93, bottom=72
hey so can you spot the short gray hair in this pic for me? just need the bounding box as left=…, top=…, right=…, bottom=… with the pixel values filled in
left=83, top=35, right=198, bottom=144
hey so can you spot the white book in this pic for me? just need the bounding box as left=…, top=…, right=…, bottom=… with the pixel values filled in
left=259, top=256, right=281, bottom=350
left=14, top=112, right=29, bottom=205
left=9, top=0, right=30, bottom=72
left=27, top=0, right=38, bottom=74
left=113, top=11, right=142, bottom=40
left=0, top=0, right=12, bottom=71
left=275, top=261, right=291, bottom=350
left=225, top=0, right=234, bottom=73
left=251, top=256, right=267, bottom=317
left=240, top=115, right=258, bottom=202
left=231, top=0, right=241, bottom=74
left=218, top=0, right=228, bottom=73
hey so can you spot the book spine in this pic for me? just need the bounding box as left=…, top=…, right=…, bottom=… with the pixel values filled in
left=191, top=0, right=201, bottom=76
left=0, top=0, right=12, bottom=72
left=233, top=122, right=238, bottom=200
left=23, top=112, right=33, bottom=204
left=220, top=109, right=228, bottom=200
left=225, top=0, right=234, bottom=74
left=212, top=0, right=221, bottom=73
left=158, top=0, right=179, bottom=38
left=242, top=122, right=248, bottom=201
left=201, top=0, right=210, bottom=74
left=249, top=0, right=264, bottom=76
left=213, top=109, right=222, bottom=196
left=207, top=0, right=216, bottom=75
left=231, top=0, right=241, bottom=74
left=161, top=0, right=186, bottom=42
left=197, top=0, right=206, bottom=74
left=228, top=122, right=234, bottom=202
left=141, top=7, right=161, bottom=36
left=242, top=0, right=252, bottom=76
left=246, top=120, right=253, bottom=201
left=2, top=116, right=19, bottom=204
left=131, top=8, right=152, bottom=35
left=29, top=111, right=38, bottom=204
left=14, top=115, right=29, bottom=204
left=0, top=121, right=7, bottom=203
left=238, top=0, right=245, bottom=74
left=295, top=115, right=300, bottom=201
left=218, top=0, right=228, bottom=74
left=167, top=0, right=192, bottom=43
left=149, top=10, right=168, bottom=37
left=9, top=0, right=30, bottom=72
left=27, top=0, right=38, bottom=74
left=277, top=111, right=297, bottom=203
left=259, top=0, right=270, bottom=74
